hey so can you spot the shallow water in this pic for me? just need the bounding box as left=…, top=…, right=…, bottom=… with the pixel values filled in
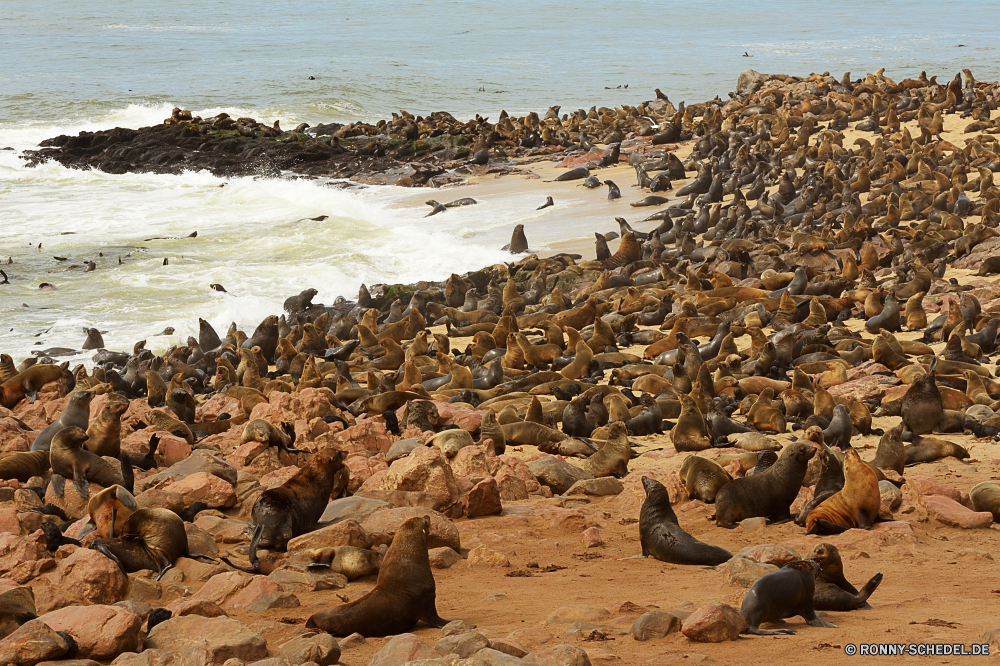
left=1, top=0, right=997, bottom=364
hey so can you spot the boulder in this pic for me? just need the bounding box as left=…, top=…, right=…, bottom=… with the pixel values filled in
left=680, top=602, right=746, bottom=642
left=737, top=544, right=799, bottom=567
left=527, top=457, right=593, bottom=495
left=138, top=451, right=237, bottom=492
left=360, top=446, right=459, bottom=510
left=435, top=631, right=491, bottom=658
left=191, top=573, right=283, bottom=611
left=464, top=477, right=502, bottom=518
left=318, top=496, right=389, bottom=525
left=286, top=520, right=371, bottom=552
left=581, top=527, right=603, bottom=548
left=924, top=495, right=993, bottom=529
left=363, top=507, right=460, bottom=551
left=165, top=599, right=228, bottom=618
left=716, top=556, right=776, bottom=588
left=0, top=620, right=71, bottom=666
left=275, top=634, right=340, bottom=666
left=38, top=605, right=141, bottom=660
left=428, top=547, right=463, bottom=569
left=524, top=644, right=592, bottom=666
left=735, top=70, right=766, bottom=98
left=35, top=548, right=129, bottom=612
left=367, top=634, right=439, bottom=666
left=143, top=616, right=267, bottom=664
left=879, top=480, right=902, bottom=511
left=564, top=478, right=623, bottom=497
left=630, top=611, right=681, bottom=641
left=163, top=473, right=236, bottom=509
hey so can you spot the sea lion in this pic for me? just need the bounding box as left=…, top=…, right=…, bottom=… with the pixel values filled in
left=0, top=450, right=51, bottom=482
left=425, top=429, right=475, bottom=458
left=0, top=586, right=37, bottom=640
left=49, top=426, right=126, bottom=498
left=639, top=476, right=732, bottom=565
left=85, top=396, right=129, bottom=457
left=822, top=403, right=853, bottom=450
left=583, top=421, right=631, bottom=478
left=221, top=447, right=348, bottom=572
left=679, top=455, right=732, bottom=503
left=869, top=424, right=904, bottom=475
left=537, top=196, right=554, bottom=210
left=606, top=180, right=621, bottom=201
left=808, top=543, right=883, bottom=611
left=478, top=409, right=506, bottom=454
left=143, top=410, right=195, bottom=444
left=305, top=546, right=382, bottom=580
left=715, top=441, right=816, bottom=528
left=30, top=390, right=94, bottom=451
left=671, top=394, right=712, bottom=451
left=562, top=395, right=596, bottom=437
left=507, top=224, right=528, bottom=254
left=794, top=429, right=844, bottom=527
left=240, top=420, right=304, bottom=454
left=741, top=561, right=837, bottom=635
left=970, top=482, right=1000, bottom=522
left=501, top=421, right=568, bottom=448
left=91, top=507, right=216, bottom=578
left=626, top=393, right=663, bottom=435
left=904, top=436, right=969, bottom=465
left=805, top=448, right=880, bottom=534
left=554, top=166, right=589, bottom=182
left=1, top=363, right=68, bottom=408
left=305, top=515, right=449, bottom=636
left=88, top=484, right=138, bottom=538
left=900, top=359, right=942, bottom=435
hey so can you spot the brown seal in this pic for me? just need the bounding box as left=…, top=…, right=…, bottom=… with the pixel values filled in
left=805, top=448, right=880, bottom=534
left=30, top=389, right=94, bottom=452
left=305, top=515, right=450, bottom=636
left=426, top=429, right=475, bottom=458
left=221, top=447, right=349, bottom=572
left=970, top=481, right=1000, bottom=522
left=0, top=586, right=37, bottom=640
left=900, top=359, right=942, bottom=435
left=90, top=507, right=216, bottom=578
left=671, top=394, right=712, bottom=451
left=143, top=409, right=195, bottom=444
left=1, top=363, right=68, bottom=408
left=240, top=419, right=304, bottom=454
left=501, top=421, right=568, bottom=448
left=86, top=396, right=129, bottom=457
left=639, top=476, right=732, bottom=565
left=88, top=484, right=138, bottom=538
left=146, top=369, right=168, bottom=407
left=715, top=441, right=816, bottom=528
left=626, top=393, right=663, bottom=435
left=49, top=426, right=126, bottom=498
left=903, top=436, right=969, bottom=465
left=507, top=224, right=528, bottom=254
left=304, top=546, right=382, bottom=580
left=0, top=450, right=51, bottom=482
left=740, top=560, right=837, bottom=635
left=869, top=423, right=904, bottom=475
left=562, top=395, right=596, bottom=437
left=807, top=543, right=883, bottom=611
left=478, top=409, right=506, bottom=454
left=583, top=421, right=630, bottom=478
left=680, top=455, right=732, bottom=503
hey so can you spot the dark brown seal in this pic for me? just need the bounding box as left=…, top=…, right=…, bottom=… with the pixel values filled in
left=900, top=359, right=942, bottom=435
left=49, top=426, right=125, bottom=498
left=714, top=441, right=815, bottom=528
left=639, top=476, right=732, bottom=565
left=90, top=507, right=216, bottom=578
left=0, top=450, right=51, bottom=482
left=1, top=363, right=68, bottom=408
left=305, top=515, right=450, bottom=636
left=740, top=560, right=837, bottom=635
left=221, top=447, right=348, bottom=572
left=807, top=543, right=883, bottom=611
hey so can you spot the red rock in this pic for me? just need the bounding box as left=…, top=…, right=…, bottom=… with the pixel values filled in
left=526, top=644, right=593, bottom=666
left=249, top=388, right=341, bottom=425
left=135, top=489, right=185, bottom=513
left=286, top=519, right=371, bottom=552
left=430, top=402, right=483, bottom=433
left=464, top=477, right=502, bottom=518
left=450, top=445, right=491, bottom=479
left=342, top=455, right=388, bottom=493
left=717, top=557, right=776, bottom=588
left=466, top=546, right=510, bottom=568
left=275, top=634, right=340, bottom=666
left=163, top=473, right=236, bottom=509
left=630, top=611, right=681, bottom=641
left=0, top=418, right=33, bottom=454
left=0, top=508, right=22, bottom=536
left=367, top=633, right=439, bottom=666
left=737, top=544, right=799, bottom=566
left=428, top=547, right=463, bottom=569
left=34, top=548, right=128, bottom=611
left=360, top=445, right=459, bottom=510
left=497, top=456, right=542, bottom=495
left=907, top=476, right=962, bottom=503
left=827, top=376, right=886, bottom=402
left=39, top=605, right=141, bottom=659
left=0, top=619, right=70, bottom=666
left=185, top=524, right=220, bottom=558
left=680, top=602, right=746, bottom=642
left=43, top=481, right=107, bottom=521
left=582, top=527, right=603, bottom=548
left=196, top=395, right=243, bottom=423
left=143, top=616, right=267, bottom=664
left=164, top=599, right=228, bottom=618
left=363, top=507, right=460, bottom=551
left=495, top=466, right=529, bottom=501
left=923, top=495, right=993, bottom=529
left=331, top=419, right=391, bottom=457
left=226, top=442, right=268, bottom=468
left=191, top=572, right=282, bottom=611
left=161, top=439, right=192, bottom=467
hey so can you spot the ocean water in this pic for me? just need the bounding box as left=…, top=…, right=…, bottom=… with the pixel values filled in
left=1, top=0, right=997, bottom=364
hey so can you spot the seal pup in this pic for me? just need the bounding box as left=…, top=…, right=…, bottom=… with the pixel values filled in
left=715, top=441, right=816, bottom=528
left=805, top=448, right=880, bottom=534
left=808, top=543, right=883, bottom=611
left=305, top=515, right=450, bottom=636
left=741, top=560, right=837, bottom=635
left=305, top=546, right=382, bottom=580
left=537, top=196, right=554, bottom=210
left=221, top=447, right=349, bottom=572
left=679, top=455, right=731, bottom=503
left=606, top=180, right=621, bottom=201
left=49, top=426, right=126, bottom=498
left=639, top=476, right=732, bottom=565
left=240, top=420, right=305, bottom=454
left=30, top=389, right=94, bottom=451
left=90, top=507, right=217, bottom=579
left=583, top=421, right=631, bottom=478
left=970, top=481, right=1000, bottom=522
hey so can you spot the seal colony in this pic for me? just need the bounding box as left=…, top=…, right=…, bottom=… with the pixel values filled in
left=2, top=67, right=1000, bottom=660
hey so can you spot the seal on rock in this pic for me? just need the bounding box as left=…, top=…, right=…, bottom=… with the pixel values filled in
left=240, top=419, right=304, bottom=454
left=1, top=363, right=68, bottom=408
left=91, top=507, right=216, bottom=578
left=639, top=476, right=732, bottom=565
left=0, top=450, right=51, bottom=483
left=306, top=546, right=382, bottom=580
left=30, top=390, right=94, bottom=451
left=49, top=426, right=126, bottom=498
left=305, top=515, right=450, bottom=636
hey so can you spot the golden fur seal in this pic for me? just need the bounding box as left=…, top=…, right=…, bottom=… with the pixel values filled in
left=305, top=515, right=450, bottom=636
left=583, top=421, right=631, bottom=478
left=1, top=363, right=68, bottom=408
left=671, top=394, right=712, bottom=451
left=305, top=546, right=382, bottom=580
left=805, top=448, right=880, bottom=534
left=970, top=481, right=1000, bottom=522
left=86, top=396, right=129, bottom=457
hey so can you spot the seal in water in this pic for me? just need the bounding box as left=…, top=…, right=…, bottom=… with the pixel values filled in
left=807, top=543, right=883, bottom=611
left=305, top=515, right=450, bottom=636
left=639, top=476, right=732, bottom=565
left=90, top=507, right=217, bottom=579
left=741, top=560, right=837, bottom=635
left=221, top=447, right=349, bottom=572
left=30, top=390, right=94, bottom=451
left=504, top=224, right=528, bottom=254
left=537, top=196, right=554, bottom=210
left=714, top=441, right=815, bottom=528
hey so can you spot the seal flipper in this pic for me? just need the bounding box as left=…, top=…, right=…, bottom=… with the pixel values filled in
left=220, top=523, right=263, bottom=573
left=418, top=603, right=450, bottom=629
left=94, top=542, right=128, bottom=575
left=71, top=465, right=90, bottom=498
left=806, top=616, right=838, bottom=628
left=119, top=454, right=134, bottom=494
left=806, top=519, right=849, bottom=535
left=50, top=474, right=66, bottom=498
left=746, top=626, right=796, bottom=636
left=24, top=382, right=38, bottom=404
left=857, top=572, right=883, bottom=608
